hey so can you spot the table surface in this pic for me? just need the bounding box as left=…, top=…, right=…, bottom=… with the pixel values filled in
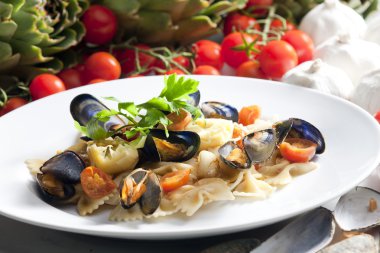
left=0, top=166, right=379, bottom=253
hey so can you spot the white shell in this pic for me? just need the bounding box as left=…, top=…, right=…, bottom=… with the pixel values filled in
left=334, top=187, right=380, bottom=231
left=299, top=0, right=366, bottom=46
left=282, top=59, right=354, bottom=99
left=365, top=10, right=380, bottom=45
left=252, top=208, right=335, bottom=253
left=315, top=34, right=380, bottom=86
left=318, top=234, right=376, bottom=253
left=351, top=69, right=380, bottom=114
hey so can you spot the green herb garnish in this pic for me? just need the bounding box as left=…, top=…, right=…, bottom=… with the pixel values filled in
left=75, top=74, right=202, bottom=143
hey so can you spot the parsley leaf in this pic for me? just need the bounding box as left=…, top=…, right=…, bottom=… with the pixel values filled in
left=160, top=75, right=199, bottom=101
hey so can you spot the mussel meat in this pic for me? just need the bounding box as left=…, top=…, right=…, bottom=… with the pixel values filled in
left=274, top=118, right=325, bottom=154
left=70, top=94, right=125, bottom=131
left=219, top=141, right=251, bottom=169
left=140, top=129, right=200, bottom=163
left=201, top=101, right=239, bottom=122
left=36, top=151, right=85, bottom=201
left=120, top=169, right=161, bottom=215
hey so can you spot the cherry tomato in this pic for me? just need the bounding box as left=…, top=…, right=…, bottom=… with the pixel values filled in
left=236, top=60, right=266, bottom=79
left=165, top=69, right=185, bottom=75
left=83, top=52, right=121, bottom=82
left=114, top=44, right=156, bottom=75
left=82, top=5, right=117, bottom=45
left=245, top=0, right=273, bottom=16
left=282, top=30, right=314, bottom=64
left=257, top=40, right=298, bottom=80
left=193, top=40, right=223, bottom=70
left=239, top=105, right=261, bottom=126
left=153, top=55, right=191, bottom=73
left=29, top=74, right=66, bottom=100
left=166, top=109, right=192, bottom=131
left=223, top=12, right=260, bottom=35
left=0, top=97, right=28, bottom=116
left=58, top=68, right=83, bottom=89
left=193, top=65, right=221, bottom=75
left=279, top=138, right=317, bottom=163
left=88, top=78, right=106, bottom=84
left=270, top=19, right=296, bottom=31
left=160, top=169, right=191, bottom=192
left=375, top=111, right=380, bottom=124
left=80, top=166, right=116, bottom=199
left=221, top=32, right=259, bottom=69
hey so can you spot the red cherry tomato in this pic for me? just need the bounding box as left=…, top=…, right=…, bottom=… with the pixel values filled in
left=279, top=138, right=317, bottom=163
left=88, top=79, right=106, bottom=84
left=82, top=5, right=117, bottom=45
left=193, top=40, right=223, bottom=70
left=375, top=111, right=380, bottom=124
left=58, top=68, right=83, bottom=89
left=282, top=30, right=314, bottom=64
left=165, top=69, right=185, bottom=75
left=83, top=52, right=121, bottom=82
left=114, top=44, right=156, bottom=75
left=153, top=55, right=191, bottom=73
left=270, top=19, right=296, bottom=31
left=0, top=97, right=28, bottom=116
left=257, top=40, right=298, bottom=80
left=29, top=74, right=66, bottom=100
left=193, top=65, right=220, bottom=75
left=239, top=105, right=261, bottom=126
left=245, top=0, right=273, bottom=16
left=236, top=60, right=266, bottom=79
left=223, top=12, right=260, bottom=35
left=221, top=32, right=259, bottom=69
left=80, top=166, right=116, bottom=199
left=160, top=169, right=191, bottom=192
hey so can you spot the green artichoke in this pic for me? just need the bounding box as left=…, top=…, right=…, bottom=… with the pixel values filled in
left=0, top=0, right=88, bottom=83
left=99, top=0, right=247, bottom=46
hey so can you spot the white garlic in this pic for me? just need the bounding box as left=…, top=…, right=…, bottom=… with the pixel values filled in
left=315, top=34, right=380, bottom=86
left=351, top=69, right=380, bottom=115
left=299, top=0, right=367, bottom=46
left=365, top=10, right=380, bottom=45
left=282, top=59, right=354, bottom=99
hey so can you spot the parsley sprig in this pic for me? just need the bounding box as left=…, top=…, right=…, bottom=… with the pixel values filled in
left=75, top=74, right=202, bottom=144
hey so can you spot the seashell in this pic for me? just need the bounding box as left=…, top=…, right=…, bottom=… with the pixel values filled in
left=317, top=234, right=376, bottom=253
left=201, top=101, right=239, bottom=122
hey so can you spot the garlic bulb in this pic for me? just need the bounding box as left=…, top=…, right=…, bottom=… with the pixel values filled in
left=282, top=59, right=354, bottom=99
left=365, top=10, right=380, bottom=45
left=299, top=0, right=366, bottom=46
left=351, top=69, right=380, bottom=115
left=315, top=34, right=380, bottom=86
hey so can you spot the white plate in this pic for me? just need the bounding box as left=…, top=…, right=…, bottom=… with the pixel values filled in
left=1, top=75, right=380, bottom=240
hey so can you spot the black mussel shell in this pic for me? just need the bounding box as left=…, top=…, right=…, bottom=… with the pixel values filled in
left=275, top=118, right=325, bottom=154
left=141, top=129, right=200, bottom=162
left=201, top=101, right=239, bottom=122
left=70, top=94, right=125, bottom=131
left=219, top=141, right=251, bottom=169
left=243, top=129, right=277, bottom=164
left=188, top=90, right=201, bottom=107
left=120, top=170, right=161, bottom=215
left=138, top=134, right=161, bottom=164
left=36, top=151, right=85, bottom=201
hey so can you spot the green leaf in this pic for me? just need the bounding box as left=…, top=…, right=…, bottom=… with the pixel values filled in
left=74, top=121, right=88, bottom=136
left=138, top=97, right=172, bottom=112
left=137, top=108, right=169, bottom=128
left=160, top=74, right=199, bottom=101
left=86, top=118, right=111, bottom=140
left=103, top=96, right=120, bottom=102
left=118, top=102, right=138, bottom=117
left=94, top=109, right=119, bottom=122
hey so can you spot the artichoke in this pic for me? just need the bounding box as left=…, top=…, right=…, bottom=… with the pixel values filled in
left=0, top=0, right=88, bottom=83
left=99, top=0, right=247, bottom=46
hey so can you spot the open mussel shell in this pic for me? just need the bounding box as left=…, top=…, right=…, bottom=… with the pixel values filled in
left=243, top=129, right=277, bottom=164
left=201, top=101, right=239, bottom=122
left=141, top=129, right=200, bottom=163
left=318, top=234, right=376, bottom=253
left=70, top=94, right=125, bottom=131
left=36, top=151, right=85, bottom=201
left=334, top=186, right=380, bottom=232
left=252, top=207, right=335, bottom=253
left=188, top=90, right=201, bottom=107
left=219, top=141, right=251, bottom=169
left=120, top=169, right=161, bottom=215
left=275, top=118, right=325, bottom=154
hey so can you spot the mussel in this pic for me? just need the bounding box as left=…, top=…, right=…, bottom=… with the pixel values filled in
left=201, top=101, right=239, bottom=122
left=70, top=94, right=125, bottom=132
left=219, top=129, right=277, bottom=169
left=140, top=129, right=201, bottom=163
left=36, top=151, right=85, bottom=201
left=120, top=169, right=161, bottom=215
left=274, top=118, right=325, bottom=154
left=188, top=90, right=201, bottom=107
